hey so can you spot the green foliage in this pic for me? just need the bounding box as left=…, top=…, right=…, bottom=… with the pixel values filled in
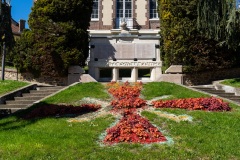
left=197, top=0, right=240, bottom=50
left=159, top=0, right=240, bottom=72
left=0, top=2, right=14, bottom=51
left=12, top=30, right=38, bottom=74
left=13, top=0, right=93, bottom=77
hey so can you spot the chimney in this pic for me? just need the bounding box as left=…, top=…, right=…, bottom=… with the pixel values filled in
left=19, top=19, right=26, bottom=32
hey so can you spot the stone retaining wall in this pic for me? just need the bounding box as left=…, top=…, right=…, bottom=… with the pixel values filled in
left=183, top=68, right=240, bottom=86
left=2, top=67, right=240, bottom=86
left=0, top=68, right=67, bottom=86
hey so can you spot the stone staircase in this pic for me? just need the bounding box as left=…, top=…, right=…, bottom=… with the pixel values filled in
left=0, top=85, right=65, bottom=114
left=191, top=85, right=240, bottom=104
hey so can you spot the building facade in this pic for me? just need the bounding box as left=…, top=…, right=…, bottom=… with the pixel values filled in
left=11, top=19, right=26, bottom=39
left=34, top=0, right=163, bottom=83
left=89, top=0, right=159, bottom=30
left=88, top=0, right=162, bottom=82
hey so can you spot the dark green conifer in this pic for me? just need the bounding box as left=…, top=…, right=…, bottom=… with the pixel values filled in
left=13, top=0, right=93, bottom=77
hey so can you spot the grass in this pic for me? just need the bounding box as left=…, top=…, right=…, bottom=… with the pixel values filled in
left=0, top=80, right=29, bottom=96
left=44, top=82, right=110, bottom=104
left=142, top=82, right=208, bottom=100
left=220, top=78, right=240, bottom=88
left=0, top=82, right=239, bottom=159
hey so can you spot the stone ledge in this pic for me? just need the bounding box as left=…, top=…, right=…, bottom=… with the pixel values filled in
left=158, top=74, right=184, bottom=84
left=213, top=80, right=240, bottom=96
left=165, top=65, right=182, bottom=74
left=0, top=67, right=17, bottom=72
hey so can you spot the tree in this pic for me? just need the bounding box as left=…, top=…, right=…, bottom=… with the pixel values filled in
left=158, top=0, right=239, bottom=72
left=13, top=0, right=93, bottom=77
left=197, top=0, right=240, bottom=50
left=0, top=1, right=14, bottom=53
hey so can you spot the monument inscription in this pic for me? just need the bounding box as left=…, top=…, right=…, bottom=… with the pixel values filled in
left=93, top=43, right=156, bottom=60
left=108, top=61, right=161, bottom=67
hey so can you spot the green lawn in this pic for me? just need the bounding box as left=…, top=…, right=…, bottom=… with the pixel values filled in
left=0, top=80, right=29, bottom=96
left=0, top=82, right=239, bottom=159
left=221, top=78, right=240, bottom=88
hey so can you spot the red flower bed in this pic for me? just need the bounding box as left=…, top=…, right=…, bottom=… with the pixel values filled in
left=23, top=104, right=101, bottom=119
left=152, top=97, right=231, bottom=111
left=104, top=82, right=231, bottom=145
left=108, top=81, right=146, bottom=109
left=104, top=111, right=167, bottom=145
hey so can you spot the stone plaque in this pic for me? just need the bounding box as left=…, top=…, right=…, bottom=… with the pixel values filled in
left=93, top=43, right=156, bottom=60
left=94, top=44, right=115, bottom=59
left=114, top=43, right=135, bottom=59
left=135, top=43, right=156, bottom=59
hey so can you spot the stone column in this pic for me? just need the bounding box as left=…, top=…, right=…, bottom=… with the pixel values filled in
left=68, top=66, right=84, bottom=85
left=150, top=68, right=156, bottom=81
left=131, top=67, right=138, bottom=82
left=94, top=68, right=100, bottom=81
left=112, top=67, right=119, bottom=82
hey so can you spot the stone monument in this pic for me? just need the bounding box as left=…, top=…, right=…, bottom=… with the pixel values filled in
left=88, top=26, right=162, bottom=82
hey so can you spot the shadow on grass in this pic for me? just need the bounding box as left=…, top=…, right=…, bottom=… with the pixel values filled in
left=0, top=102, right=101, bottom=131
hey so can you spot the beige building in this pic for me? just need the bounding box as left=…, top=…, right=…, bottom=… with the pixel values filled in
left=88, top=0, right=162, bottom=82
left=89, top=0, right=159, bottom=30
left=34, top=0, right=173, bottom=83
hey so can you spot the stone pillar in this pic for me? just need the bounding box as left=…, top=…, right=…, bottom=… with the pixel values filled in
left=68, top=66, right=84, bottom=85
left=94, top=68, right=100, bottom=81
left=112, top=67, right=119, bottom=82
left=131, top=67, right=138, bottom=82
left=150, top=68, right=156, bottom=81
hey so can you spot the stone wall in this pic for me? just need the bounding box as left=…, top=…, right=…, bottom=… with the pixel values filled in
left=0, top=68, right=19, bottom=81
left=183, top=68, right=240, bottom=86
left=3, top=67, right=240, bottom=86
left=0, top=68, right=67, bottom=86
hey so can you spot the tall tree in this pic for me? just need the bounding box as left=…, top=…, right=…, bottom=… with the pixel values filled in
left=197, top=0, right=240, bottom=50
left=0, top=1, right=14, bottom=51
left=13, top=0, right=93, bottom=77
left=159, top=0, right=239, bottom=72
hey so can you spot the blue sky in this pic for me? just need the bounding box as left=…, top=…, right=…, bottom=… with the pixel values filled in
left=11, top=0, right=34, bottom=28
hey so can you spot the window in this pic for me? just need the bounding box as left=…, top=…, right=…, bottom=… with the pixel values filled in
left=117, top=0, right=132, bottom=18
left=150, top=0, right=158, bottom=19
left=91, top=0, right=99, bottom=19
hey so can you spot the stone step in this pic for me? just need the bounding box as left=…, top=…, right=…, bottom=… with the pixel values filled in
left=218, top=95, right=238, bottom=99
left=192, top=85, right=240, bottom=104
left=37, top=86, right=64, bottom=91
left=6, top=100, right=36, bottom=105
left=14, top=96, right=45, bottom=101
left=202, top=90, right=226, bottom=94
left=192, top=86, right=215, bottom=89
left=0, top=85, right=66, bottom=114
left=0, top=104, right=30, bottom=109
left=228, top=97, right=240, bottom=100
left=213, top=93, right=236, bottom=97
left=193, top=87, right=224, bottom=92
left=22, top=92, right=52, bottom=97
left=29, top=90, right=59, bottom=94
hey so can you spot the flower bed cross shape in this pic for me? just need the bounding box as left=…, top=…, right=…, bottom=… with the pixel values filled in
left=103, top=81, right=231, bottom=145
